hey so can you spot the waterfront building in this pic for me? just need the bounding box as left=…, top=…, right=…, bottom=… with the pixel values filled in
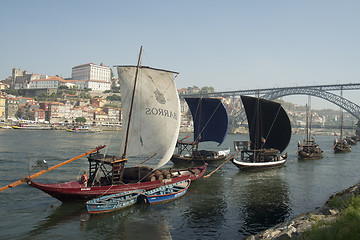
left=103, top=107, right=121, bottom=123
left=94, top=111, right=108, bottom=122
left=30, top=109, right=45, bottom=122
left=0, top=95, right=5, bottom=121
left=5, top=97, right=19, bottom=120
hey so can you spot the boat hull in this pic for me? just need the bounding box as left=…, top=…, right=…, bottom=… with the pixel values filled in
left=298, top=150, right=323, bottom=160
left=86, top=190, right=145, bottom=214
left=333, top=141, right=351, bottom=153
left=138, top=180, right=190, bottom=204
left=231, top=157, right=287, bottom=170
left=171, top=149, right=230, bottom=165
left=29, top=164, right=207, bottom=202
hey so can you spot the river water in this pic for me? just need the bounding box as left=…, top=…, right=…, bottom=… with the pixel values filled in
left=0, top=130, right=359, bottom=239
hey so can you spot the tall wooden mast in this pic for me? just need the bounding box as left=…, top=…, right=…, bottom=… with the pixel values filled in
left=122, top=46, right=143, bottom=159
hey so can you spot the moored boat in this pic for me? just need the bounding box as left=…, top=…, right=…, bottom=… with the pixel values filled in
left=171, top=97, right=230, bottom=165
left=86, top=189, right=146, bottom=214
left=66, top=126, right=102, bottom=133
left=333, top=90, right=351, bottom=154
left=231, top=95, right=291, bottom=170
left=28, top=47, right=208, bottom=202
left=298, top=140, right=324, bottom=159
left=297, top=103, right=323, bottom=160
left=138, top=179, right=190, bottom=204
left=12, top=124, right=52, bottom=130
left=333, top=139, right=351, bottom=153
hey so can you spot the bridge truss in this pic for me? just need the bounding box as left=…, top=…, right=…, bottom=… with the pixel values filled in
left=181, top=83, right=360, bottom=120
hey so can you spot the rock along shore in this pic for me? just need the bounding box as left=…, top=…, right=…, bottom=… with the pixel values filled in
left=245, top=182, right=360, bottom=240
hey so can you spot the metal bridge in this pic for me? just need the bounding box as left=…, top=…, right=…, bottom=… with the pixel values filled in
left=180, top=83, right=360, bottom=120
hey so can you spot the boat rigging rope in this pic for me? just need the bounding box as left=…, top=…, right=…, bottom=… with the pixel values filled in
left=261, top=104, right=282, bottom=149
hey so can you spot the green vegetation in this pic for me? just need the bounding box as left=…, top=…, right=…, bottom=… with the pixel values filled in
left=75, top=117, right=86, bottom=124
left=106, top=94, right=121, bottom=101
left=298, top=193, right=360, bottom=240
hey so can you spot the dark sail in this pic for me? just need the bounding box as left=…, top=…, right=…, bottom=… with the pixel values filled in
left=241, top=95, right=291, bottom=153
left=185, top=97, right=229, bottom=145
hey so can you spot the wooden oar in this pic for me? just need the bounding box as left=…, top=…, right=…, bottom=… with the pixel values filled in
left=134, top=153, right=157, bottom=167
left=0, top=145, right=106, bottom=192
left=177, top=135, right=190, bottom=143
left=204, top=150, right=241, bottom=179
left=290, top=148, right=300, bottom=163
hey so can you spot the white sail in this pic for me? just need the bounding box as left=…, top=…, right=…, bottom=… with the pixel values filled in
left=117, top=66, right=180, bottom=168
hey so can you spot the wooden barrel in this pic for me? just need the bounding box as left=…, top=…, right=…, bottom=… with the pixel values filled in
left=161, top=170, right=171, bottom=179
left=154, top=170, right=164, bottom=180
left=145, top=174, right=156, bottom=182
left=123, top=166, right=153, bottom=180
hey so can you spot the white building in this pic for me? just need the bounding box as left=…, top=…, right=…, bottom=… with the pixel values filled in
left=71, top=63, right=111, bottom=82
left=73, top=80, right=111, bottom=91
left=29, top=76, right=71, bottom=89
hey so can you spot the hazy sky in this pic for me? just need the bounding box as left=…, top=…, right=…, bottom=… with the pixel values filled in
left=1, top=1, right=359, bottom=109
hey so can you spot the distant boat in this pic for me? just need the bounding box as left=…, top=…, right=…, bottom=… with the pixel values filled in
left=344, top=136, right=357, bottom=145
left=86, top=189, right=146, bottom=214
left=232, top=95, right=291, bottom=170
left=28, top=47, right=207, bottom=202
left=12, top=123, right=52, bottom=130
left=66, top=126, right=102, bottom=133
left=333, top=91, right=351, bottom=153
left=171, top=97, right=230, bottom=165
left=138, top=179, right=190, bottom=204
left=297, top=104, right=323, bottom=159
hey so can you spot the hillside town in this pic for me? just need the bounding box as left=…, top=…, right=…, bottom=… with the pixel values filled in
left=0, top=63, right=358, bottom=135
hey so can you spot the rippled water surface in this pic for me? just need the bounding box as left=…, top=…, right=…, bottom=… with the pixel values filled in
left=1, top=130, right=360, bottom=239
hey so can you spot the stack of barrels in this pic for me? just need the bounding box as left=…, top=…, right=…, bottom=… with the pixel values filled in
left=123, top=166, right=172, bottom=182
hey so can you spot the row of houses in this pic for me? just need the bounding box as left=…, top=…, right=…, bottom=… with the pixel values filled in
left=0, top=91, right=122, bottom=124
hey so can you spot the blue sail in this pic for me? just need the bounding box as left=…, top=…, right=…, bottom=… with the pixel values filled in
left=185, top=97, right=229, bottom=145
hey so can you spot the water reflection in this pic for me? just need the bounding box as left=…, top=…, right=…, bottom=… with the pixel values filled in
left=234, top=168, right=291, bottom=235
left=24, top=202, right=86, bottom=239
left=86, top=204, right=173, bottom=240
left=183, top=169, right=227, bottom=238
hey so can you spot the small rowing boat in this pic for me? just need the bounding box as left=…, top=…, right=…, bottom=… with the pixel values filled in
left=138, top=180, right=190, bottom=204
left=86, top=189, right=146, bottom=214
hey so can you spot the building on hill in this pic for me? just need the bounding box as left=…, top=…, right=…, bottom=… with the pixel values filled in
left=71, top=63, right=111, bottom=82
left=92, top=97, right=106, bottom=108
left=29, top=76, right=75, bottom=89
left=0, top=81, right=8, bottom=90
left=71, top=63, right=111, bottom=91
left=71, top=79, right=111, bottom=91
left=11, top=68, right=40, bottom=89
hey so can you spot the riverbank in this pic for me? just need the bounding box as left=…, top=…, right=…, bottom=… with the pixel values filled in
left=245, top=182, right=360, bottom=240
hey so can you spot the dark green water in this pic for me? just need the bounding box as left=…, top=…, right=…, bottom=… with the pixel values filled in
left=1, top=130, right=360, bottom=239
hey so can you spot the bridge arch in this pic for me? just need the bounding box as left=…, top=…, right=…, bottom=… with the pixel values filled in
left=261, top=88, right=360, bottom=120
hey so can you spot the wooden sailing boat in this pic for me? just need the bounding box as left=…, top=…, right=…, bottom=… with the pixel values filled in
left=232, top=95, right=291, bottom=170
left=333, top=105, right=351, bottom=153
left=28, top=47, right=207, bottom=202
left=297, top=104, right=323, bottom=159
left=170, top=97, right=230, bottom=164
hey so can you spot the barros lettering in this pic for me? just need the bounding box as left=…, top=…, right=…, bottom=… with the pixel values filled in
left=145, top=107, right=177, bottom=120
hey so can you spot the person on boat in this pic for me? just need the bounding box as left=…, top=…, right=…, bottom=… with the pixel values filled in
left=81, top=171, right=88, bottom=187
